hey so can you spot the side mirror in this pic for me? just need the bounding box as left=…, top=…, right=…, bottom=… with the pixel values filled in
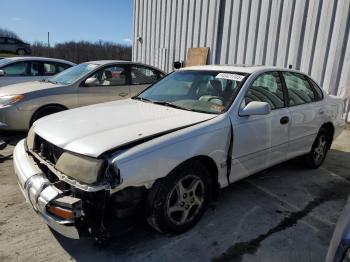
left=84, top=77, right=99, bottom=87
left=173, top=61, right=183, bottom=70
left=0, top=70, right=5, bottom=77
left=239, top=101, right=271, bottom=116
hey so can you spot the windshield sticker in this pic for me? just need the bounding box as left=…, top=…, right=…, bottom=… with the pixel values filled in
left=216, top=73, right=245, bottom=81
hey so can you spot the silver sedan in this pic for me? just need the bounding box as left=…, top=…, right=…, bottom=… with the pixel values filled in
left=0, top=60, right=165, bottom=130
left=0, top=56, right=75, bottom=87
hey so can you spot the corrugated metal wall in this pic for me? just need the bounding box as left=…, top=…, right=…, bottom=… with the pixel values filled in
left=133, top=0, right=350, bottom=95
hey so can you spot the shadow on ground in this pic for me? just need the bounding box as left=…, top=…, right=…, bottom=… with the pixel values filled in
left=0, top=131, right=26, bottom=163
left=51, top=147, right=350, bottom=262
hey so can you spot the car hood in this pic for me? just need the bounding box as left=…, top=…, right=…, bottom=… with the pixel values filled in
left=33, top=99, right=217, bottom=157
left=0, top=81, right=62, bottom=95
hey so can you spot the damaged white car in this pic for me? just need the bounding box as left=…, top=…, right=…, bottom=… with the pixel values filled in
left=13, top=65, right=345, bottom=239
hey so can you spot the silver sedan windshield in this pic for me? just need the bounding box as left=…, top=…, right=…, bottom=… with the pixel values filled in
left=137, top=70, right=247, bottom=114
left=49, top=63, right=99, bottom=85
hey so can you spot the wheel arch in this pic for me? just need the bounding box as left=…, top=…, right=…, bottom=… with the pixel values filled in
left=188, top=155, right=220, bottom=201
left=152, top=155, right=220, bottom=202
left=30, top=103, right=68, bottom=126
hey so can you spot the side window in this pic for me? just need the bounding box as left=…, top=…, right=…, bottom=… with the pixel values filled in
left=283, top=72, right=315, bottom=106
left=55, top=63, right=71, bottom=73
left=89, top=66, right=126, bottom=86
left=30, top=61, right=41, bottom=76
left=131, top=65, right=158, bottom=84
left=2, top=62, right=29, bottom=76
left=7, top=38, right=18, bottom=44
left=0, top=38, right=5, bottom=44
left=244, top=72, right=285, bottom=110
left=308, top=78, right=324, bottom=101
left=43, top=62, right=57, bottom=76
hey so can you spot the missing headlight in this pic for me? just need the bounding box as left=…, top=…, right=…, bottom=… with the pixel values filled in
left=105, top=164, right=121, bottom=187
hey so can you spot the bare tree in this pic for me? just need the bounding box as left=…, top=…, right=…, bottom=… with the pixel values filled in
left=0, top=28, right=132, bottom=63
left=31, top=40, right=132, bottom=63
left=0, top=28, right=21, bottom=39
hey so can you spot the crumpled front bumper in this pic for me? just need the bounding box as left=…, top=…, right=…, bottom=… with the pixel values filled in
left=13, top=139, right=80, bottom=239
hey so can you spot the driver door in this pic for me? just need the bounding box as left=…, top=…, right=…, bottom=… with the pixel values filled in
left=230, top=71, right=290, bottom=182
left=78, top=65, right=131, bottom=107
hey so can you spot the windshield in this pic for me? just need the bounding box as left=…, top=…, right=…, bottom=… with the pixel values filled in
left=0, top=58, right=12, bottom=67
left=136, top=70, right=247, bottom=114
left=49, top=63, right=99, bottom=85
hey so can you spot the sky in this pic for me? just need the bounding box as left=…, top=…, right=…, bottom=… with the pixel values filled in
left=0, top=0, right=133, bottom=45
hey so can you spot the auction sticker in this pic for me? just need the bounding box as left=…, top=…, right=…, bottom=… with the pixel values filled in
left=216, top=73, right=245, bottom=81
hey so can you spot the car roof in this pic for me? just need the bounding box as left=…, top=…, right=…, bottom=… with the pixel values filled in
left=0, top=56, right=75, bottom=65
left=180, top=64, right=299, bottom=74
left=84, top=60, right=165, bottom=73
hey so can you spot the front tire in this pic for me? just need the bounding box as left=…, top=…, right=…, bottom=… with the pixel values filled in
left=304, top=128, right=330, bottom=169
left=146, top=161, right=212, bottom=234
left=30, top=106, right=65, bottom=126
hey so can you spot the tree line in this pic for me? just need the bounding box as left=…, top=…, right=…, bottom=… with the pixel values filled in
left=0, top=28, right=21, bottom=39
left=31, top=41, right=132, bottom=64
left=0, top=28, right=132, bottom=63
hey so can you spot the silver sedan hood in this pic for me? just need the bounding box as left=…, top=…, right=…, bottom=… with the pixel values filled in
left=33, top=99, right=216, bottom=157
left=0, top=81, right=61, bottom=95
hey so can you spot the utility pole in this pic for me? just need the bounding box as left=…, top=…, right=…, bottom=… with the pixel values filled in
left=47, top=32, right=50, bottom=57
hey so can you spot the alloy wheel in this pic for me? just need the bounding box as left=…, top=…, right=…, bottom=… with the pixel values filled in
left=166, top=175, right=205, bottom=225
left=313, top=134, right=327, bottom=165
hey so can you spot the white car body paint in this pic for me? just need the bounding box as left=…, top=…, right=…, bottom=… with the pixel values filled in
left=28, top=66, right=345, bottom=193
left=13, top=65, right=346, bottom=238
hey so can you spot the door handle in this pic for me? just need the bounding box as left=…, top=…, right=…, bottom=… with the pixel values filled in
left=280, top=116, right=289, bottom=125
left=319, top=110, right=325, bottom=115
left=119, top=92, right=128, bottom=97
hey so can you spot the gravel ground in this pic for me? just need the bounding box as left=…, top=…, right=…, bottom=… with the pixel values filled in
left=0, top=130, right=349, bottom=262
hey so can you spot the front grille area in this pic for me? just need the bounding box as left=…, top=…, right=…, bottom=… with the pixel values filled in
left=34, top=135, right=64, bottom=165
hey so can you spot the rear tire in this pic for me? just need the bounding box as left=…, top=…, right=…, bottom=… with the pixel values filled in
left=30, top=106, right=66, bottom=126
left=303, top=128, right=330, bottom=169
left=146, top=161, right=212, bottom=234
left=16, top=49, right=26, bottom=55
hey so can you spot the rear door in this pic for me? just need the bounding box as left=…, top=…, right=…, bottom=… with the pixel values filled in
left=130, top=65, right=163, bottom=96
left=77, top=64, right=131, bottom=106
left=230, top=71, right=290, bottom=182
left=282, top=72, right=323, bottom=158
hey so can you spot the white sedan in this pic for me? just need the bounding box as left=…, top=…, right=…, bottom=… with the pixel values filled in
left=13, top=65, right=345, bottom=239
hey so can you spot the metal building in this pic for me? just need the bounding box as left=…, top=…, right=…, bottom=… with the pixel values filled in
left=132, top=0, right=350, bottom=95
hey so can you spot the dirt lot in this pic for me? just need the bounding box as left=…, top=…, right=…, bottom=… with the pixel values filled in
left=0, top=130, right=350, bottom=262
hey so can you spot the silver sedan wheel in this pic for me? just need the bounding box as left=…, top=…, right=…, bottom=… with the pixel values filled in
left=166, top=175, right=205, bottom=225
left=313, top=134, right=327, bottom=165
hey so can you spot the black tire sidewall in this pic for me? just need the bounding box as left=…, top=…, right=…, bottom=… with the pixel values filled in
left=147, top=160, right=212, bottom=234
left=306, top=128, right=330, bottom=168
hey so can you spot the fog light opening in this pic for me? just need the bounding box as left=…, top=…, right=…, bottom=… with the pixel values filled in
left=47, top=205, right=75, bottom=220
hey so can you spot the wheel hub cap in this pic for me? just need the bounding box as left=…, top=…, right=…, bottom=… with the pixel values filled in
left=166, top=175, right=205, bottom=225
